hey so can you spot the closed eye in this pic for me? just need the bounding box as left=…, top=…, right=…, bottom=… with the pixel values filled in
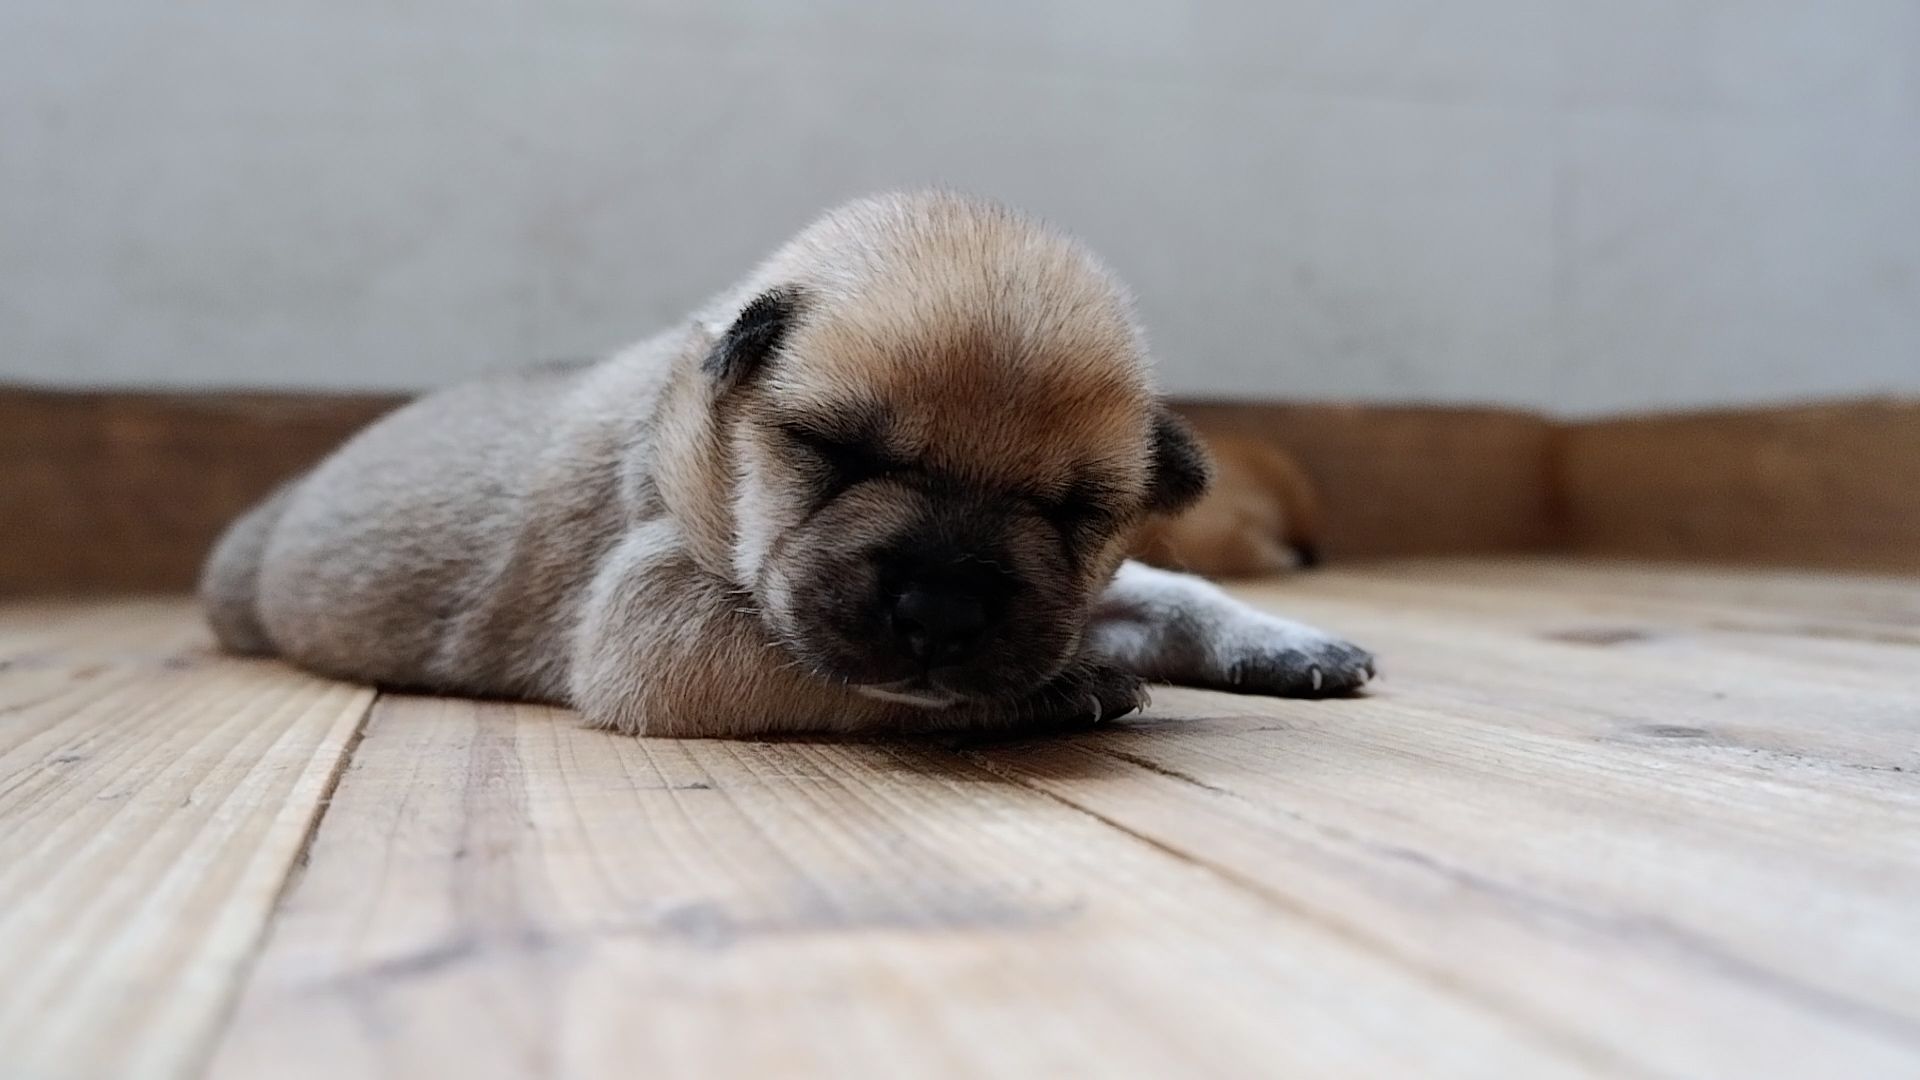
left=1041, top=482, right=1120, bottom=534
left=781, top=423, right=902, bottom=487
left=1046, top=498, right=1106, bottom=530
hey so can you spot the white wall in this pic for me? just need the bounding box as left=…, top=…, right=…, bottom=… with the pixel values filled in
left=3, top=1, right=1917, bottom=415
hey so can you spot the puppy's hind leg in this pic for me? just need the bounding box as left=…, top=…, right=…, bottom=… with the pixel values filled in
left=199, top=483, right=297, bottom=656
left=1087, top=561, right=1375, bottom=697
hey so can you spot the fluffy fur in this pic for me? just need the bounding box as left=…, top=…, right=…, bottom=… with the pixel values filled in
left=202, top=192, right=1374, bottom=736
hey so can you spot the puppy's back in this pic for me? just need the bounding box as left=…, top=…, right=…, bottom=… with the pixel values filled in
left=200, top=358, right=635, bottom=698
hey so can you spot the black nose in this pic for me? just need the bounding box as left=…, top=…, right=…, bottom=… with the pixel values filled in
left=891, top=585, right=989, bottom=667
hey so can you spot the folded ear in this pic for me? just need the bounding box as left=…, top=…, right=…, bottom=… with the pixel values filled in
left=703, top=287, right=805, bottom=386
left=1146, top=407, right=1212, bottom=514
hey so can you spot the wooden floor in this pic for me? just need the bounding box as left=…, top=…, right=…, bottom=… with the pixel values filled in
left=2, top=560, right=1917, bottom=1079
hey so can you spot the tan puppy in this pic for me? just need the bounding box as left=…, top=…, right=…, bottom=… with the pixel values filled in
left=1131, top=434, right=1323, bottom=577
left=201, top=192, right=1374, bottom=736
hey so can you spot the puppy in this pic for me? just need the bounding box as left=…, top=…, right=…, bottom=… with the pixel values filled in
left=201, top=192, right=1374, bottom=736
left=1131, top=434, right=1323, bottom=578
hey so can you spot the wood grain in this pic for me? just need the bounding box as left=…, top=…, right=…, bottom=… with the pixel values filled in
left=1302, top=558, right=1920, bottom=690
left=0, top=599, right=375, bottom=1080
left=4, top=561, right=1919, bottom=1076
left=206, top=696, right=1600, bottom=1079
left=1560, top=400, right=1920, bottom=572
left=960, top=561, right=1920, bottom=1078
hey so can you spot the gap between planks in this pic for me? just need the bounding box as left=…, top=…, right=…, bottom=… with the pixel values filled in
left=182, top=687, right=379, bottom=1080
left=953, top=742, right=1641, bottom=1073
left=0, top=602, right=378, bottom=1080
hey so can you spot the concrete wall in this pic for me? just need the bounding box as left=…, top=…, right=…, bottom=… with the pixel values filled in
left=4, top=1, right=1916, bottom=414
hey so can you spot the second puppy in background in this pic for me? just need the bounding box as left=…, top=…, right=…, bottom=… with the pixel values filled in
left=1132, top=434, right=1323, bottom=578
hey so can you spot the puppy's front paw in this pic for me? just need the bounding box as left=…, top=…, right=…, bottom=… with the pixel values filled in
left=1036, top=660, right=1150, bottom=727
left=913, top=662, right=1146, bottom=736
left=1221, top=630, right=1375, bottom=698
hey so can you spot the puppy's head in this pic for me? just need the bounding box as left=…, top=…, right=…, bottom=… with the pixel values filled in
left=677, top=194, right=1208, bottom=706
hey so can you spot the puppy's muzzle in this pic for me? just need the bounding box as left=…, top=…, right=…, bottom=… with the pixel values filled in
left=890, top=583, right=988, bottom=667
left=876, top=545, right=1014, bottom=674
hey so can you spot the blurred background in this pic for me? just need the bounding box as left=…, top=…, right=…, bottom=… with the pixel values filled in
left=5, top=0, right=1916, bottom=416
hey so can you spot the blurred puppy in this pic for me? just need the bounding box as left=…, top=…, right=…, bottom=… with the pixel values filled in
left=1131, top=435, right=1323, bottom=578
left=201, top=192, right=1374, bottom=736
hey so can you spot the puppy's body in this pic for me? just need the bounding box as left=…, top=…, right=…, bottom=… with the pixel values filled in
left=204, top=193, right=1373, bottom=736
left=204, top=354, right=657, bottom=700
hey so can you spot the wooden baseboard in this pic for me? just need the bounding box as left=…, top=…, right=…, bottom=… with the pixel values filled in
left=3, top=386, right=1916, bottom=594
left=1558, top=400, right=1920, bottom=572
left=1173, top=402, right=1562, bottom=559
left=1, top=389, right=404, bottom=595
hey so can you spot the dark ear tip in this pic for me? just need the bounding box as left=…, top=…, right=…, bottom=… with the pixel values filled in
left=737, top=286, right=803, bottom=326
left=704, top=286, right=807, bottom=383
left=1146, top=409, right=1211, bottom=514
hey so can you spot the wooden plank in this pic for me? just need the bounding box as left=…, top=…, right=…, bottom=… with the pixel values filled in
left=1348, top=557, right=1920, bottom=625
left=0, top=599, right=375, bottom=1080
left=1560, top=400, right=1920, bottom=572
left=965, top=573, right=1920, bottom=1078
left=209, top=695, right=1611, bottom=1079
left=1267, top=561, right=1920, bottom=694
left=1176, top=401, right=1561, bottom=559
left=1238, top=569, right=1920, bottom=813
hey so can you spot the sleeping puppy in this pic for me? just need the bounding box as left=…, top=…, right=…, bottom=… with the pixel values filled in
left=201, top=192, right=1374, bottom=736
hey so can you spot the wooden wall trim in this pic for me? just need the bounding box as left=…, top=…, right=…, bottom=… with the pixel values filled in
left=3, top=386, right=1916, bottom=594
left=1557, top=399, right=1920, bottom=573
left=1, top=389, right=404, bottom=595
left=1172, top=402, right=1563, bottom=559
